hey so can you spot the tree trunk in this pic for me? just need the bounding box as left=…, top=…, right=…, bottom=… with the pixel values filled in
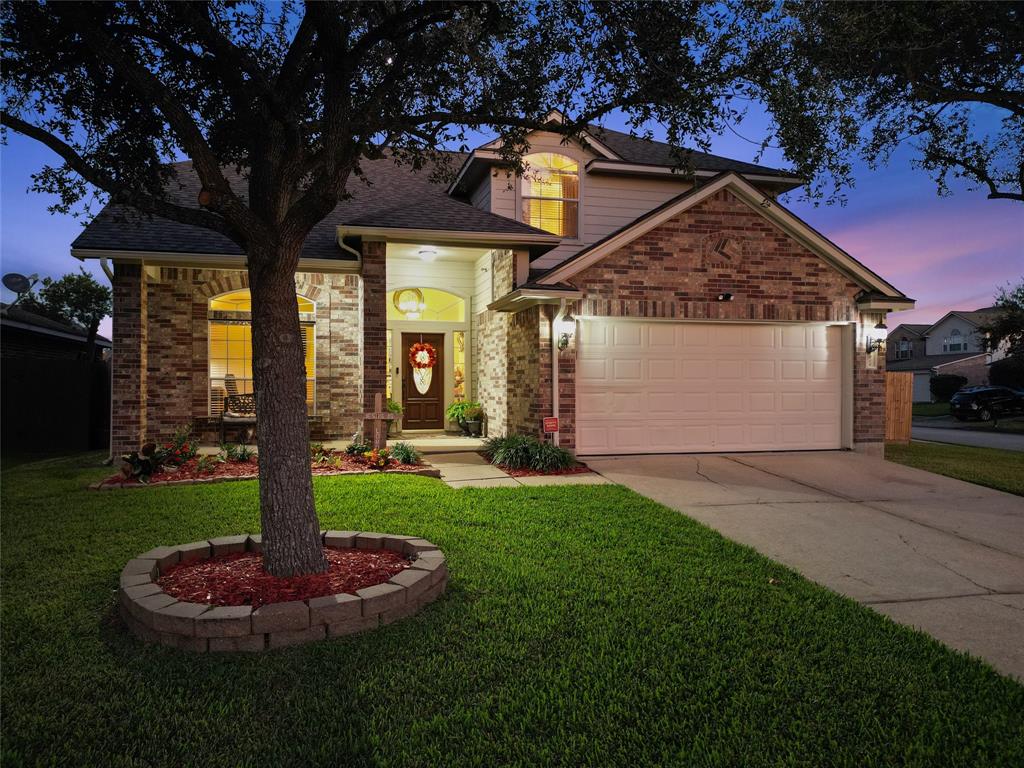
left=248, top=240, right=327, bottom=576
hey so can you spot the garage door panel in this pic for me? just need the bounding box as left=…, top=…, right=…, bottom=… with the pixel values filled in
left=577, top=320, right=843, bottom=454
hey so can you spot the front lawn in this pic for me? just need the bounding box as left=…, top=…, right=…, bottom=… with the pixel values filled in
left=912, top=401, right=949, bottom=417
left=887, top=441, right=1024, bottom=496
left=2, top=454, right=1022, bottom=767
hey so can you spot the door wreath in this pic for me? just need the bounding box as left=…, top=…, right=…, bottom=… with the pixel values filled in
left=409, top=341, right=437, bottom=394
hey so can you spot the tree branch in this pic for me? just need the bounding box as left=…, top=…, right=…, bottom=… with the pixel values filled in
left=1, top=111, right=244, bottom=241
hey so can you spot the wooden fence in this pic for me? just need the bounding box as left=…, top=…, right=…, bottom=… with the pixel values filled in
left=885, top=371, right=913, bottom=443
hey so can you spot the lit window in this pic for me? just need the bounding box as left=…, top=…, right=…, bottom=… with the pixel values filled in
left=521, top=152, right=578, bottom=237
left=208, top=290, right=315, bottom=415
left=943, top=328, right=964, bottom=353
left=453, top=330, right=466, bottom=399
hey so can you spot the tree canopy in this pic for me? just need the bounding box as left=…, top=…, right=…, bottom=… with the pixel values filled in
left=980, top=279, right=1024, bottom=358
left=18, top=268, right=112, bottom=332
left=777, top=1, right=1024, bottom=202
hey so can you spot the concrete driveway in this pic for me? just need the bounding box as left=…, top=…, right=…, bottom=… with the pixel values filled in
left=585, top=451, right=1024, bottom=680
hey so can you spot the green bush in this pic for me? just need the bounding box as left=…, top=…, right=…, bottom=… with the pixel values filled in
left=445, top=400, right=481, bottom=423
left=386, top=398, right=403, bottom=415
left=529, top=440, right=574, bottom=472
left=345, top=433, right=371, bottom=455
left=482, top=434, right=574, bottom=472
left=391, top=441, right=421, bottom=465
left=220, top=443, right=256, bottom=462
left=930, top=374, right=968, bottom=402
left=989, top=356, right=1024, bottom=389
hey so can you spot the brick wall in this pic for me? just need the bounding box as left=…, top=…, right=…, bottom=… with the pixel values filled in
left=544, top=188, right=884, bottom=451
left=110, top=265, right=366, bottom=455
left=935, top=354, right=989, bottom=386
left=360, top=241, right=388, bottom=433
left=473, top=250, right=514, bottom=436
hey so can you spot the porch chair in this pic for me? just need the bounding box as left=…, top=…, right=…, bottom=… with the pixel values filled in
left=220, top=393, right=257, bottom=444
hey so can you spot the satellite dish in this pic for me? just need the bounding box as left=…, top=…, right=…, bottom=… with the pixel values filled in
left=2, top=273, right=33, bottom=294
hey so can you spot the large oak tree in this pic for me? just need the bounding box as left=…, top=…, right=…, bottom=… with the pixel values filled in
left=2, top=0, right=864, bottom=576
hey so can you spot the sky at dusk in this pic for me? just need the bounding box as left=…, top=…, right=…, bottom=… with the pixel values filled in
left=2, top=105, right=1021, bottom=340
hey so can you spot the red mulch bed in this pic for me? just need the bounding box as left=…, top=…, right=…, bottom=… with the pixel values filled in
left=98, top=450, right=428, bottom=487
left=157, top=547, right=412, bottom=608
left=500, top=463, right=594, bottom=477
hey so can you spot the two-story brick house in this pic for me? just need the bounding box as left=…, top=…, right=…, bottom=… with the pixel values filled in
left=71, top=115, right=913, bottom=457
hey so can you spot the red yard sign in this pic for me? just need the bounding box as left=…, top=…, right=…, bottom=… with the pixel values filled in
left=542, top=416, right=559, bottom=433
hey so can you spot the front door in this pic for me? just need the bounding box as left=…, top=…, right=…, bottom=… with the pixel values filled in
left=401, top=332, right=445, bottom=429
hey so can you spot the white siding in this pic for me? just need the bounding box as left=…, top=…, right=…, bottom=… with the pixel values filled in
left=925, top=316, right=984, bottom=356
left=386, top=257, right=476, bottom=310
left=483, top=130, right=695, bottom=271
left=473, top=251, right=493, bottom=311
left=469, top=178, right=490, bottom=211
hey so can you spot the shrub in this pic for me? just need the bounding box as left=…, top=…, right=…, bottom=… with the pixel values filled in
left=391, top=442, right=420, bottom=465
left=528, top=440, right=575, bottom=472
left=161, top=424, right=198, bottom=467
left=195, top=454, right=221, bottom=474
left=345, top=433, right=371, bottom=455
left=386, top=398, right=403, bottom=415
left=221, top=443, right=256, bottom=462
left=445, top=400, right=481, bottom=423
left=310, top=442, right=331, bottom=464
left=989, top=356, right=1024, bottom=389
left=482, top=434, right=539, bottom=470
left=930, top=374, right=968, bottom=402
left=120, top=443, right=164, bottom=483
left=463, top=405, right=483, bottom=420
left=362, top=448, right=391, bottom=468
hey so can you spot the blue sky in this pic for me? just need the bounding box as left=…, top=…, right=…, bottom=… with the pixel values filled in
left=2, top=109, right=1021, bottom=340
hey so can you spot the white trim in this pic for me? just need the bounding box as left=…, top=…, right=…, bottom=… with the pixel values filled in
left=338, top=225, right=557, bottom=248
left=585, top=159, right=804, bottom=187
left=856, top=298, right=916, bottom=312
left=923, top=309, right=989, bottom=336
left=72, top=248, right=360, bottom=274
left=478, top=111, right=622, bottom=160
left=488, top=287, right=585, bottom=312
left=538, top=172, right=909, bottom=302
left=932, top=352, right=988, bottom=371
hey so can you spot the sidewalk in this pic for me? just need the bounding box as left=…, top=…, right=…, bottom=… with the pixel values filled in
left=430, top=451, right=610, bottom=489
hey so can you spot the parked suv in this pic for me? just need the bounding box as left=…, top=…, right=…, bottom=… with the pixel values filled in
left=949, top=386, right=1024, bottom=422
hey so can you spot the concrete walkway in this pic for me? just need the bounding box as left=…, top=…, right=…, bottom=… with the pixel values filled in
left=585, top=451, right=1024, bottom=680
left=431, top=451, right=611, bottom=489
left=912, top=424, right=1024, bottom=452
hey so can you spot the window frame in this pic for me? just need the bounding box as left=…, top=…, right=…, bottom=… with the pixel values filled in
left=207, top=290, right=316, bottom=416
left=518, top=151, right=581, bottom=239
left=943, top=328, right=964, bottom=353
left=894, top=339, right=913, bottom=360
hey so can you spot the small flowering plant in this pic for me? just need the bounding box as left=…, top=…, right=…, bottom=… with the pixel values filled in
left=361, top=448, right=393, bottom=468
left=161, top=424, right=198, bottom=467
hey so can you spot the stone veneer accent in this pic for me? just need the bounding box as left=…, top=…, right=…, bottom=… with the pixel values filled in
left=111, top=258, right=383, bottom=456
left=472, top=249, right=514, bottom=435
left=119, top=534, right=448, bottom=652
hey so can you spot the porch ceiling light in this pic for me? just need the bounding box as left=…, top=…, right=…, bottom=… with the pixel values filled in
left=418, top=246, right=438, bottom=262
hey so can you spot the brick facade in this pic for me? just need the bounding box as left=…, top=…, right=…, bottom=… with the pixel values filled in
left=934, top=354, right=990, bottom=386
left=360, top=241, right=388, bottom=430
left=110, top=264, right=369, bottom=456
left=514, top=188, right=886, bottom=451
left=473, top=250, right=514, bottom=436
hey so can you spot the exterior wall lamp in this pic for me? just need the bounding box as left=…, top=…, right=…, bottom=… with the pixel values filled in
left=866, top=319, right=887, bottom=355
left=557, top=311, right=575, bottom=351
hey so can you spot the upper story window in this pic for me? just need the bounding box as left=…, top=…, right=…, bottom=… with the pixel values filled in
left=894, top=339, right=913, bottom=360
left=521, top=152, right=579, bottom=238
left=943, top=328, right=964, bottom=353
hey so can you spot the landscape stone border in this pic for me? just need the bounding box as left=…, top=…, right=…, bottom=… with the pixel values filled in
left=93, top=466, right=441, bottom=490
left=119, top=532, right=448, bottom=652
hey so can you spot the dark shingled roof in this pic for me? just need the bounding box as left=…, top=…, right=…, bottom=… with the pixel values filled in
left=73, top=152, right=554, bottom=259
left=585, top=125, right=797, bottom=178
left=886, top=351, right=984, bottom=373
left=888, top=323, right=931, bottom=338
left=1, top=303, right=111, bottom=345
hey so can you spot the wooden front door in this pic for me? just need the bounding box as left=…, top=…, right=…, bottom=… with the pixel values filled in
left=401, top=333, right=445, bottom=429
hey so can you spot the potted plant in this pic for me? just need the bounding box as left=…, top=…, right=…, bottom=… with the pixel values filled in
left=445, top=400, right=481, bottom=436
left=386, top=398, right=403, bottom=435
left=462, top=405, right=484, bottom=437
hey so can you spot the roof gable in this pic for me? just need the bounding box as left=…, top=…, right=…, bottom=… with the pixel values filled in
left=535, top=172, right=910, bottom=303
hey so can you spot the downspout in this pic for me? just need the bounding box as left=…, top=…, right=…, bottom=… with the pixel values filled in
left=100, top=257, right=115, bottom=465
left=550, top=300, right=565, bottom=447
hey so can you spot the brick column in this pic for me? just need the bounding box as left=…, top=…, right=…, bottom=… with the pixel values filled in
left=360, top=240, right=388, bottom=424
left=111, top=263, right=147, bottom=456
left=853, top=311, right=886, bottom=455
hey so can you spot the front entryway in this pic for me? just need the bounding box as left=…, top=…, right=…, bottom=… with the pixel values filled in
left=401, top=332, right=445, bottom=429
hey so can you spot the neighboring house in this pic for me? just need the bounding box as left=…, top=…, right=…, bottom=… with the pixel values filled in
left=886, top=307, right=1002, bottom=401
left=1, top=302, right=111, bottom=360
left=69, top=113, right=912, bottom=458
left=1, top=303, right=111, bottom=452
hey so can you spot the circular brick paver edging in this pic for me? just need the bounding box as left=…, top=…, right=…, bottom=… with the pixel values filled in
left=118, top=532, right=448, bottom=652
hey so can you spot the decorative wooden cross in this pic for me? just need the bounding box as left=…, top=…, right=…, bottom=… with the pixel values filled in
left=364, top=393, right=395, bottom=450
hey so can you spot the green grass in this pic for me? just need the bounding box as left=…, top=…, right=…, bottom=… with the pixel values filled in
left=912, top=401, right=949, bottom=417
left=2, top=454, right=1023, bottom=768
left=887, top=441, right=1024, bottom=496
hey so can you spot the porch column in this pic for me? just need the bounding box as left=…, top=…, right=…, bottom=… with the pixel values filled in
left=111, top=262, right=147, bottom=457
left=361, top=240, right=388, bottom=428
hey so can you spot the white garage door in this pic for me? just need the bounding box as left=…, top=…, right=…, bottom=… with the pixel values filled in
left=576, top=320, right=843, bottom=455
